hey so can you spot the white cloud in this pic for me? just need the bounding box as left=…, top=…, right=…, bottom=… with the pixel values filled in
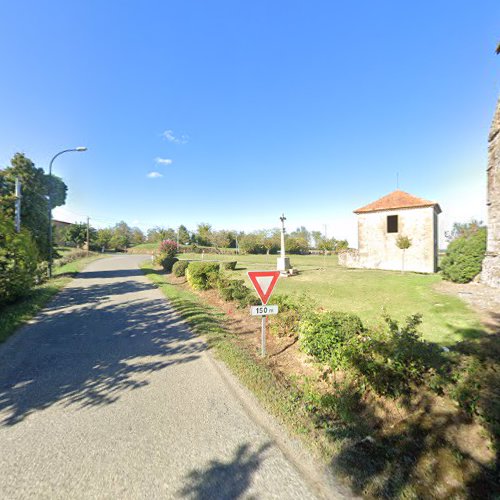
left=155, top=157, right=173, bottom=165
left=162, top=129, right=188, bottom=144
left=147, top=171, right=163, bottom=178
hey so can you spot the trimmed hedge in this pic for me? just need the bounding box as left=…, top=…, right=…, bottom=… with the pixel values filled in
left=172, top=260, right=190, bottom=277
left=441, top=228, right=487, bottom=283
left=222, top=261, right=237, bottom=270
left=186, top=262, right=220, bottom=290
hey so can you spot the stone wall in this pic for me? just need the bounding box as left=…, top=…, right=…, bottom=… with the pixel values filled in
left=482, top=97, right=500, bottom=288
left=340, top=206, right=438, bottom=273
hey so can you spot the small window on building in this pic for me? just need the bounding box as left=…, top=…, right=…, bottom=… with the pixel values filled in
left=387, top=215, right=398, bottom=233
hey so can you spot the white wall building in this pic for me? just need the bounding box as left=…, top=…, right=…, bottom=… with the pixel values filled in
left=339, top=190, right=441, bottom=273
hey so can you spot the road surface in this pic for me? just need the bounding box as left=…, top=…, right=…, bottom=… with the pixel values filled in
left=0, top=254, right=350, bottom=499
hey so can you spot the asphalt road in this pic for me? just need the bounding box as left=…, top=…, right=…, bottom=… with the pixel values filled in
left=0, top=254, right=350, bottom=499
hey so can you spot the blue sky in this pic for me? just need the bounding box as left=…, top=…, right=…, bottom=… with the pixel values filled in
left=0, top=1, right=499, bottom=245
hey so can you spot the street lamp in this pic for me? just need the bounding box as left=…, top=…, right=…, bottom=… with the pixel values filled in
left=48, top=147, right=87, bottom=278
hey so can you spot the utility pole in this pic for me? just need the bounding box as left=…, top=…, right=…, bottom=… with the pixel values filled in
left=86, top=216, right=90, bottom=255
left=14, top=177, right=21, bottom=233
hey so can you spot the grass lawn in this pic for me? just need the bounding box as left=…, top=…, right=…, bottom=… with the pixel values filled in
left=177, top=252, right=484, bottom=346
left=0, top=253, right=107, bottom=343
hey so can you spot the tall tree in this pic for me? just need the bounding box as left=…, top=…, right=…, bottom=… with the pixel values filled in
left=0, top=153, right=67, bottom=260
left=67, top=222, right=96, bottom=248
left=130, top=227, right=145, bottom=246
left=195, top=223, right=212, bottom=246
left=177, top=225, right=191, bottom=245
left=110, top=221, right=132, bottom=250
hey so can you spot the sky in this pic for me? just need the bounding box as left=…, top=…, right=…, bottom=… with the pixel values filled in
left=0, top=1, right=499, bottom=247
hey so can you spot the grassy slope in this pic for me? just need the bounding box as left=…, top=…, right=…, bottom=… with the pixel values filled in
left=176, top=253, right=484, bottom=346
left=0, top=254, right=106, bottom=343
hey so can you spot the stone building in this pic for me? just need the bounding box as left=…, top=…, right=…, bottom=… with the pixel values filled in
left=481, top=98, right=500, bottom=288
left=339, top=190, right=441, bottom=273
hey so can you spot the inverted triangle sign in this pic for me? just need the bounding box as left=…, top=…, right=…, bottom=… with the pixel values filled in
left=247, top=271, right=280, bottom=305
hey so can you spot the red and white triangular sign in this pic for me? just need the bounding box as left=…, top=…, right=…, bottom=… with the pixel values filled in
left=247, top=271, right=280, bottom=305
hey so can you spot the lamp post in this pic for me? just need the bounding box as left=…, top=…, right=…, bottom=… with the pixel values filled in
left=48, top=147, right=87, bottom=278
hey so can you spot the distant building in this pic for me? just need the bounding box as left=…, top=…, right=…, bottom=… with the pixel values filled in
left=53, top=219, right=73, bottom=246
left=481, top=98, right=500, bottom=288
left=339, top=190, right=441, bottom=273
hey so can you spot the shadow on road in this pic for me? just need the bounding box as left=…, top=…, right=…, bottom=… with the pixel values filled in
left=0, top=265, right=206, bottom=426
left=179, top=442, right=271, bottom=500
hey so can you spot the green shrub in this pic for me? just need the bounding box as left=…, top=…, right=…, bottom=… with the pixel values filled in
left=300, top=311, right=441, bottom=397
left=223, top=261, right=237, bottom=270
left=186, top=262, right=220, bottom=290
left=156, top=256, right=178, bottom=273
left=299, top=311, right=365, bottom=365
left=172, top=260, right=189, bottom=277
left=269, top=294, right=316, bottom=338
left=215, top=277, right=259, bottom=307
left=441, top=227, right=487, bottom=283
left=0, top=217, right=38, bottom=306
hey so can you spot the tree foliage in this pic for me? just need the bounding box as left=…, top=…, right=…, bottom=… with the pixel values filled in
left=0, top=153, right=67, bottom=260
left=0, top=213, right=39, bottom=306
left=441, top=227, right=487, bottom=283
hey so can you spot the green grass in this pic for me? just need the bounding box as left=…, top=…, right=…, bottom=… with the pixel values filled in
left=0, top=253, right=106, bottom=343
left=141, top=259, right=498, bottom=498
left=176, top=253, right=485, bottom=346
left=140, top=261, right=322, bottom=440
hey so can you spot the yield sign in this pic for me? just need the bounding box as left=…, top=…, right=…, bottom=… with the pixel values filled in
left=247, top=271, right=280, bottom=305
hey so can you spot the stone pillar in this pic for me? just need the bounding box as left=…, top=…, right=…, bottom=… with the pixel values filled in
left=481, top=97, right=500, bottom=287
left=277, top=213, right=290, bottom=272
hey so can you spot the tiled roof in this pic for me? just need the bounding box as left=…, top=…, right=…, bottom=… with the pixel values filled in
left=354, top=190, right=441, bottom=214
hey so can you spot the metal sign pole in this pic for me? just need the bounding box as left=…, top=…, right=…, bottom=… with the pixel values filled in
left=261, top=315, right=266, bottom=357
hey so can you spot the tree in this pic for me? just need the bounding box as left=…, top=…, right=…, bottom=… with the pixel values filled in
left=110, top=221, right=132, bottom=250
left=311, top=231, right=323, bottom=249
left=0, top=153, right=67, bottom=260
left=209, top=230, right=232, bottom=252
left=130, top=227, right=145, bottom=246
left=445, top=219, right=484, bottom=242
left=396, top=235, right=412, bottom=273
left=334, top=239, right=349, bottom=253
left=260, top=229, right=280, bottom=255
left=286, top=237, right=309, bottom=254
left=0, top=212, right=39, bottom=305
left=67, top=222, right=96, bottom=248
left=177, top=225, right=191, bottom=245
left=290, top=226, right=311, bottom=246
left=195, top=223, right=212, bottom=246
left=441, top=228, right=487, bottom=283
left=96, top=228, right=113, bottom=251
left=317, top=236, right=335, bottom=253
left=147, top=226, right=176, bottom=242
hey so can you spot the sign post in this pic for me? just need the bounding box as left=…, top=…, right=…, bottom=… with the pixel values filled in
left=247, top=271, right=280, bottom=356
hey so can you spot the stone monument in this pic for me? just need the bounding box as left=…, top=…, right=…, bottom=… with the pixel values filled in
left=481, top=97, right=500, bottom=288
left=277, top=213, right=291, bottom=273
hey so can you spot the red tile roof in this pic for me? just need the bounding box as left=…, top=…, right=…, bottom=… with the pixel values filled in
left=354, top=190, right=441, bottom=214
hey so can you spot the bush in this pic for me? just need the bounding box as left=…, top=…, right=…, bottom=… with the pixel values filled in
left=223, top=261, right=237, bottom=270
left=186, top=262, right=220, bottom=290
left=0, top=217, right=39, bottom=306
left=215, top=277, right=259, bottom=307
left=157, top=256, right=178, bottom=273
left=269, top=294, right=316, bottom=338
left=299, top=311, right=365, bottom=364
left=441, top=227, right=487, bottom=283
left=172, top=260, right=190, bottom=277
left=157, top=239, right=178, bottom=258
left=299, top=309, right=441, bottom=397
